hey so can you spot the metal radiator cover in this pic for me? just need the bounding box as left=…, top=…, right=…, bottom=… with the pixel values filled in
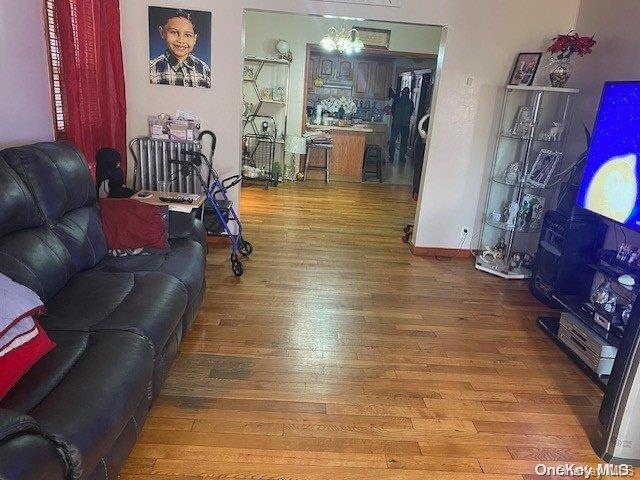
left=129, top=137, right=203, bottom=193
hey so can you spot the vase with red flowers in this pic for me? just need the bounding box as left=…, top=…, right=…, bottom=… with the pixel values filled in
left=547, top=32, right=596, bottom=87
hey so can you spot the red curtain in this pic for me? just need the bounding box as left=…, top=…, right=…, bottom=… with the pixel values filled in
left=53, top=0, right=126, bottom=178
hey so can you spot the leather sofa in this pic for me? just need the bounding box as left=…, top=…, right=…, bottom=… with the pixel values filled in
left=0, top=142, right=207, bottom=480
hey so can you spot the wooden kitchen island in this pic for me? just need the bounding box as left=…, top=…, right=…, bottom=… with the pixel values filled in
left=305, top=124, right=373, bottom=182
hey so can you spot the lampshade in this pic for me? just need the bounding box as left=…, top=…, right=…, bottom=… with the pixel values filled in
left=285, top=135, right=307, bottom=155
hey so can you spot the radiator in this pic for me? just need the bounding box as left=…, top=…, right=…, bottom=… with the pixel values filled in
left=129, top=137, right=203, bottom=194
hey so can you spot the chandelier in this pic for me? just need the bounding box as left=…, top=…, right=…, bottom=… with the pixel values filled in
left=320, top=25, right=365, bottom=55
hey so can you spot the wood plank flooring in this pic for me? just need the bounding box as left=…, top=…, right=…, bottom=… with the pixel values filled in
left=121, top=182, right=605, bottom=479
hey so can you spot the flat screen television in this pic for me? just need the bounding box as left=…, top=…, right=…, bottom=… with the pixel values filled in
left=577, top=81, right=640, bottom=231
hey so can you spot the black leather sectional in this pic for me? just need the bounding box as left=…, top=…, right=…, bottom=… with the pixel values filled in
left=0, top=142, right=207, bottom=480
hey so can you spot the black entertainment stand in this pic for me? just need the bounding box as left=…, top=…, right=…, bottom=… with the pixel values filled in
left=537, top=252, right=636, bottom=391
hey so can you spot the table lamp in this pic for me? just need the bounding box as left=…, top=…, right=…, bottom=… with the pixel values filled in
left=285, top=135, right=307, bottom=180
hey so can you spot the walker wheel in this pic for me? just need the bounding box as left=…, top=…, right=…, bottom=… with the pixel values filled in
left=402, top=234, right=410, bottom=244
left=403, top=225, right=413, bottom=234
left=239, top=238, right=253, bottom=256
left=231, top=254, right=244, bottom=277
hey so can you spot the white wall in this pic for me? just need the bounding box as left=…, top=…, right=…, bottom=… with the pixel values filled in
left=565, top=0, right=640, bottom=248
left=243, top=11, right=442, bottom=138
left=121, top=0, right=581, bottom=245
left=0, top=1, right=54, bottom=147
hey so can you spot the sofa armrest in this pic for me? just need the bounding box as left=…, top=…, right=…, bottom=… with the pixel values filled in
left=168, top=212, right=208, bottom=251
left=0, top=408, right=39, bottom=442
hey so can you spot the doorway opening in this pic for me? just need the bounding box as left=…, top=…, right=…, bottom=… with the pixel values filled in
left=241, top=9, right=443, bottom=243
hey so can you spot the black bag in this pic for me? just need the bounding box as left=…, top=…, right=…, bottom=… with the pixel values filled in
left=96, top=148, right=136, bottom=198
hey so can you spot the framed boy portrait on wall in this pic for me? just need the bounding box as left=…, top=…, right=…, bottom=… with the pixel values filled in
left=148, top=6, right=212, bottom=89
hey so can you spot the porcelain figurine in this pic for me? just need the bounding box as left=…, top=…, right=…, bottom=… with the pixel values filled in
left=506, top=201, right=519, bottom=229
left=592, top=280, right=618, bottom=314
left=549, top=122, right=564, bottom=141
left=503, top=162, right=520, bottom=185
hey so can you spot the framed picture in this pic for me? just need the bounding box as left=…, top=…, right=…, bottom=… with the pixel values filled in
left=508, top=53, right=542, bottom=86
left=526, top=149, right=562, bottom=188
left=518, top=193, right=546, bottom=232
left=356, top=27, right=391, bottom=50
left=149, top=6, right=212, bottom=89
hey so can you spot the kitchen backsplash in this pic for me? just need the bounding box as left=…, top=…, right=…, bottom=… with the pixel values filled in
left=307, top=94, right=388, bottom=122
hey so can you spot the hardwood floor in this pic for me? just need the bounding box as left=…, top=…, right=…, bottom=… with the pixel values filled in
left=122, top=181, right=605, bottom=479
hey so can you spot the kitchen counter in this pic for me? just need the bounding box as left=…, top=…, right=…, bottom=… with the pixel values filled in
left=306, top=123, right=374, bottom=133
left=304, top=124, right=370, bottom=182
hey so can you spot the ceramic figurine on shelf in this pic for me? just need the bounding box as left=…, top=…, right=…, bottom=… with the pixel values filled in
left=481, top=238, right=507, bottom=265
left=549, top=122, right=564, bottom=141
left=493, top=238, right=507, bottom=259
left=506, top=201, right=519, bottom=229
left=520, top=253, right=534, bottom=269
left=503, top=162, right=520, bottom=185
left=509, top=252, right=523, bottom=270
left=592, top=280, right=618, bottom=314
left=489, top=210, right=503, bottom=223
left=622, top=305, right=633, bottom=325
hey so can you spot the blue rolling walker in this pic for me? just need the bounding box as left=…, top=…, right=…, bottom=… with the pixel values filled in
left=170, top=132, right=252, bottom=277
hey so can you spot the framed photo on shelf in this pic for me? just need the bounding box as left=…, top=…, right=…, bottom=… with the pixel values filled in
left=508, top=53, right=542, bottom=86
left=517, top=193, right=546, bottom=231
left=355, top=27, right=391, bottom=49
left=526, top=149, right=562, bottom=188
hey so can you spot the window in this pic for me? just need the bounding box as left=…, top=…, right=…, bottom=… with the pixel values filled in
left=44, top=0, right=66, bottom=137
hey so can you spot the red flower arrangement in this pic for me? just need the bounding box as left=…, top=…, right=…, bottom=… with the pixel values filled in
left=548, top=32, right=596, bottom=59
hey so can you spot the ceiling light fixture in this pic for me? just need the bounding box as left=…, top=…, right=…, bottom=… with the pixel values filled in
left=320, top=25, right=365, bottom=55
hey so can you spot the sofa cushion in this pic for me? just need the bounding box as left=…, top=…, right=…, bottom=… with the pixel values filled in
left=0, top=156, right=75, bottom=301
left=0, top=227, right=74, bottom=302
left=0, top=433, right=67, bottom=480
left=1, top=143, right=96, bottom=223
left=0, top=156, right=42, bottom=238
left=1, top=330, right=154, bottom=480
left=1, top=142, right=108, bottom=273
left=41, top=271, right=188, bottom=355
left=93, top=238, right=206, bottom=305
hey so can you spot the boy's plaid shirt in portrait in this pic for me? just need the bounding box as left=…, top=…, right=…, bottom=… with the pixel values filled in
left=150, top=51, right=211, bottom=88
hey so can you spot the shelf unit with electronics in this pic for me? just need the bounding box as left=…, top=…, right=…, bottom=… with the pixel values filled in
left=476, top=85, right=579, bottom=280
left=243, top=56, right=291, bottom=181
left=537, top=250, right=640, bottom=390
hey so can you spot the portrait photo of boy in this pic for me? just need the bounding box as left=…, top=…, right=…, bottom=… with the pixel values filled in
left=149, top=7, right=212, bottom=89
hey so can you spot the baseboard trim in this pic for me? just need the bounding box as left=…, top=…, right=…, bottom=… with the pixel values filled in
left=409, top=243, right=474, bottom=258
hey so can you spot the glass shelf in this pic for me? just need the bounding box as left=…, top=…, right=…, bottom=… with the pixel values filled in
left=485, top=218, right=542, bottom=234
left=499, top=132, right=564, bottom=144
left=491, top=176, right=547, bottom=190
left=476, top=256, right=533, bottom=280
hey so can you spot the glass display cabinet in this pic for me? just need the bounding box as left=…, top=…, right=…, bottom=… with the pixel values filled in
left=475, top=85, right=579, bottom=279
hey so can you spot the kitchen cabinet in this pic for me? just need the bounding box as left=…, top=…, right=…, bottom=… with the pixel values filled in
left=307, top=56, right=318, bottom=93
left=307, top=52, right=391, bottom=100
left=320, top=58, right=335, bottom=78
left=371, top=62, right=391, bottom=100
left=354, top=61, right=371, bottom=96
left=338, top=60, right=353, bottom=80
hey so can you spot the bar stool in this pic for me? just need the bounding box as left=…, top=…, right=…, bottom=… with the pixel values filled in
left=304, top=141, right=332, bottom=183
left=362, top=144, right=383, bottom=183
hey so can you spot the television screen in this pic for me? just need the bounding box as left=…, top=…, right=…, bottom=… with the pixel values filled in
left=577, top=81, right=640, bottom=230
